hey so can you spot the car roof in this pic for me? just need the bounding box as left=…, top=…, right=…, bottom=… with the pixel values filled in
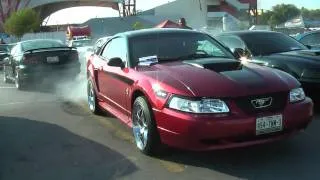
left=114, top=28, right=199, bottom=38
left=216, top=30, right=283, bottom=37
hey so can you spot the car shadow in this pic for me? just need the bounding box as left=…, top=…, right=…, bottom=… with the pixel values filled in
left=158, top=134, right=320, bottom=180
left=0, top=116, right=138, bottom=180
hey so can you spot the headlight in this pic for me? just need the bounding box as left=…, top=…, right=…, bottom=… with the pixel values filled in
left=152, top=84, right=168, bottom=98
left=168, top=96, right=229, bottom=113
left=290, top=88, right=305, bottom=103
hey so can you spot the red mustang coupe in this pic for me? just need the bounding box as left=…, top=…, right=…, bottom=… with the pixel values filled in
left=87, top=29, right=313, bottom=155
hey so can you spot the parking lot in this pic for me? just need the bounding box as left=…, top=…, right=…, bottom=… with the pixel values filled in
left=1, top=71, right=320, bottom=180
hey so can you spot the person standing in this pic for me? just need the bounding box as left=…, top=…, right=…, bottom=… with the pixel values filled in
left=178, top=18, right=192, bottom=29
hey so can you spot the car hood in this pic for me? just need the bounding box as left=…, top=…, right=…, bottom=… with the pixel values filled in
left=266, top=50, right=320, bottom=65
left=136, top=58, right=299, bottom=97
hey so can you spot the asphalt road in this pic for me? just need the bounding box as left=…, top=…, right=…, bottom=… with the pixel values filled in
left=1, top=71, right=320, bottom=180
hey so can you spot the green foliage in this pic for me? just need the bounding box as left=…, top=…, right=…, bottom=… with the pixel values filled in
left=132, top=21, right=144, bottom=30
left=4, top=8, right=41, bottom=38
left=301, top=7, right=320, bottom=20
left=259, top=4, right=300, bottom=27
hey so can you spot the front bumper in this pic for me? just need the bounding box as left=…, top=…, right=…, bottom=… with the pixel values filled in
left=154, top=97, right=313, bottom=151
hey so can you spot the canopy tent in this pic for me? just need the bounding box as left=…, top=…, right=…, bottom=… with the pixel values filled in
left=155, top=20, right=182, bottom=28
left=66, top=25, right=91, bottom=40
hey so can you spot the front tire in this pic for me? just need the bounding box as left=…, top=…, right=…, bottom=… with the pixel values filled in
left=87, top=79, right=102, bottom=114
left=132, top=96, right=161, bottom=155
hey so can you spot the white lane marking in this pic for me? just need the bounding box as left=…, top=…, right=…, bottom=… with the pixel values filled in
left=0, top=87, right=15, bottom=89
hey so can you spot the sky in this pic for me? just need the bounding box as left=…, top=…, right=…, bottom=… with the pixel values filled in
left=45, top=0, right=320, bottom=25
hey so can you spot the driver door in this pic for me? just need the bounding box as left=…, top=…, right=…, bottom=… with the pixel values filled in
left=98, top=37, right=131, bottom=122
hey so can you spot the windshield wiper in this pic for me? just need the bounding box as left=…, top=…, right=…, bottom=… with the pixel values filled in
left=175, top=53, right=218, bottom=60
left=157, top=54, right=227, bottom=62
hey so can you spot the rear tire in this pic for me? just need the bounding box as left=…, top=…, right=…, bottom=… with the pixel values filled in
left=132, top=96, right=161, bottom=155
left=87, top=79, right=102, bottom=114
left=15, top=73, right=24, bottom=90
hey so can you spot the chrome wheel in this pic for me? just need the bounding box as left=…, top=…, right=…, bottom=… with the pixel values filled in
left=132, top=103, right=149, bottom=150
left=87, top=81, right=95, bottom=111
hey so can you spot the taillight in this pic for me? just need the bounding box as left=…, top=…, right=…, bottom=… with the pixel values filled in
left=22, top=55, right=40, bottom=64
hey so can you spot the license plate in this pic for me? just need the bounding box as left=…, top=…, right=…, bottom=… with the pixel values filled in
left=256, top=114, right=283, bottom=135
left=47, top=56, right=59, bottom=63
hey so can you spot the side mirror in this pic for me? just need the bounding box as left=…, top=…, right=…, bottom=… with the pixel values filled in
left=108, top=57, right=125, bottom=68
left=232, top=48, right=246, bottom=59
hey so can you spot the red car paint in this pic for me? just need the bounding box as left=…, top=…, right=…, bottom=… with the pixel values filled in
left=87, top=29, right=313, bottom=151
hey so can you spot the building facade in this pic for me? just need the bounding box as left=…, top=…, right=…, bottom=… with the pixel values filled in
left=150, top=0, right=256, bottom=33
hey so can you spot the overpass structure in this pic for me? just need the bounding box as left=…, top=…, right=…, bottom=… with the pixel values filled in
left=0, top=0, right=136, bottom=31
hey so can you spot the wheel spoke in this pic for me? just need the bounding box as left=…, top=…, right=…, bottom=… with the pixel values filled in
left=132, top=102, right=149, bottom=150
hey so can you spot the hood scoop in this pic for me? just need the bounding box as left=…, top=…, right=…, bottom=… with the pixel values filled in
left=184, top=59, right=242, bottom=72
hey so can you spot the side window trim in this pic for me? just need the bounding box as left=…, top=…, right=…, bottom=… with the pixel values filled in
left=99, top=38, right=113, bottom=58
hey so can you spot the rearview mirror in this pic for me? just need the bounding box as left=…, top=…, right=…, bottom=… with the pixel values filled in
left=108, top=57, right=125, bottom=68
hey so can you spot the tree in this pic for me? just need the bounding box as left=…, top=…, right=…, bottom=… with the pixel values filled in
left=301, top=7, right=320, bottom=20
left=4, top=8, right=41, bottom=38
left=268, top=4, right=300, bottom=27
left=259, top=10, right=273, bottom=25
left=132, top=21, right=144, bottom=30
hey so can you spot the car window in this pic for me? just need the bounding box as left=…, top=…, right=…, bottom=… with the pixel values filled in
left=216, top=35, right=252, bottom=57
left=101, top=37, right=127, bottom=63
left=300, top=33, right=320, bottom=46
left=216, top=36, right=246, bottom=51
left=197, top=40, right=225, bottom=57
left=240, top=32, right=307, bottom=56
left=129, top=32, right=234, bottom=66
left=22, top=40, right=65, bottom=51
left=71, top=40, right=92, bottom=47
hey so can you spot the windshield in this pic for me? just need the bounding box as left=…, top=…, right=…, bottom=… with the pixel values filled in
left=129, top=32, right=234, bottom=66
left=240, top=32, right=308, bottom=56
left=21, top=39, right=65, bottom=51
left=72, top=40, right=92, bottom=47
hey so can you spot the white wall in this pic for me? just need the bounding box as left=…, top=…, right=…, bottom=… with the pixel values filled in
left=154, top=0, right=212, bottom=29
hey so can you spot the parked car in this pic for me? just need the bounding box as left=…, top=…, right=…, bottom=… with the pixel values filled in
left=295, top=30, right=320, bottom=50
left=215, top=31, right=320, bottom=87
left=68, top=38, right=93, bottom=60
left=87, top=28, right=313, bottom=155
left=3, top=39, right=80, bottom=89
left=0, top=44, right=10, bottom=69
left=0, top=43, right=15, bottom=69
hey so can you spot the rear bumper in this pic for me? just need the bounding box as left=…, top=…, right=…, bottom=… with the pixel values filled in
left=18, top=64, right=80, bottom=83
left=154, top=97, right=313, bottom=151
